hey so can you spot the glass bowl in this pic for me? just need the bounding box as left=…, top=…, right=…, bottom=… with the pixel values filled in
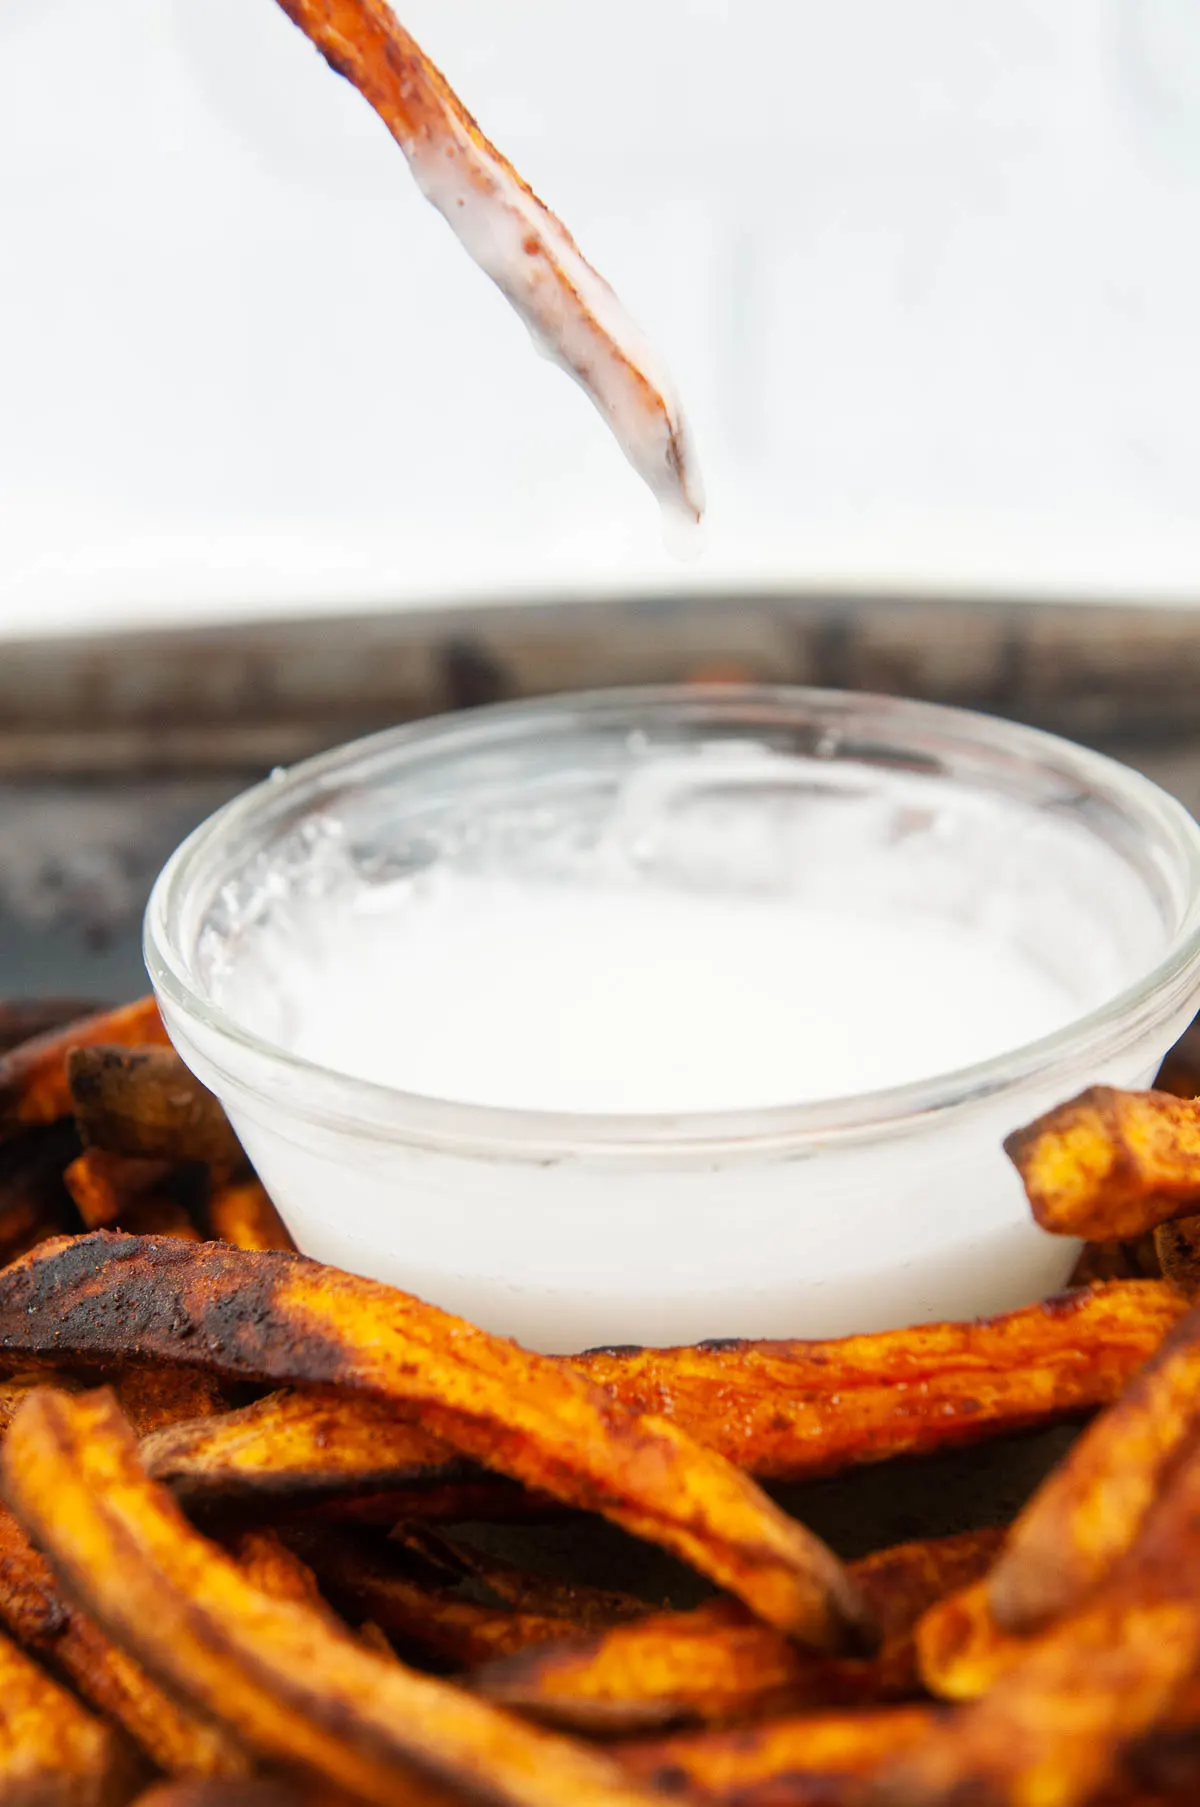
left=145, top=686, right=1200, bottom=1352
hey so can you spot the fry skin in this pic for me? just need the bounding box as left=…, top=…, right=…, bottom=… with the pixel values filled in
left=0, top=996, right=168, bottom=1138
left=0, top=1235, right=871, bottom=1649
left=2, top=1387, right=700, bottom=1807
left=987, top=1295, right=1200, bottom=1635
left=1007, top=1086, right=1200, bottom=1240
left=145, top=1281, right=1184, bottom=1508
left=618, top=1706, right=940, bottom=1806
left=477, top=1529, right=1004, bottom=1734
left=68, top=1046, right=245, bottom=1170
left=868, top=1431, right=1200, bottom=1807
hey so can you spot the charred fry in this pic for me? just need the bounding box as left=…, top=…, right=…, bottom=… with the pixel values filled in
left=477, top=1529, right=1003, bottom=1734
left=2, top=1386, right=702, bottom=1807
left=65, top=1149, right=175, bottom=1230
left=868, top=1431, right=1200, bottom=1807
left=1007, top=1086, right=1200, bottom=1240
left=0, top=1235, right=870, bottom=1648
left=144, top=1282, right=1184, bottom=1507
left=205, top=1178, right=294, bottom=1252
left=618, top=1705, right=940, bottom=1805
left=274, top=0, right=701, bottom=521
left=68, top=1046, right=245, bottom=1170
left=987, top=1295, right=1200, bottom=1635
left=0, top=996, right=168, bottom=1138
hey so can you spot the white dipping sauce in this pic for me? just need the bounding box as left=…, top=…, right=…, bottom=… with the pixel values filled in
left=282, top=877, right=1078, bottom=1116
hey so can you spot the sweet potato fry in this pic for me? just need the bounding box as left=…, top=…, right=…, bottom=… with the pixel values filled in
left=145, top=1282, right=1185, bottom=1507
left=114, top=1367, right=230, bottom=1438
left=0, top=1236, right=868, bottom=1648
left=2, top=1386, right=704, bottom=1807
left=0, top=996, right=168, bottom=1138
left=274, top=0, right=701, bottom=522
left=1007, top=1086, right=1200, bottom=1240
left=987, top=1295, right=1200, bottom=1635
left=65, top=1150, right=175, bottom=1230
left=205, top=1179, right=294, bottom=1252
left=867, top=1431, right=1200, bottom=1807
left=618, top=1705, right=940, bottom=1806
left=1155, top=1216, right=1200, bottom=1297
left=0, top=1613, right=145, bottom=1805
left=0, top=1501, right=249, bottom=1778
left=295, top=1529, right=587, bottom=1669
left=68, top=1047, right=245, bottom=1170
left=476, top=1529, right=1004, bottom=1734
left=916, top=1578, right=1027, bottom=1701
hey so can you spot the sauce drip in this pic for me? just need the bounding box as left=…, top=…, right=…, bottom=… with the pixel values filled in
left=276, top=0, right=704, bottom=526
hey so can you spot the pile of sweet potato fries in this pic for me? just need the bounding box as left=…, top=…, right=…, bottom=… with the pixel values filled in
left=0, top=1000, right=1199, bottom=1802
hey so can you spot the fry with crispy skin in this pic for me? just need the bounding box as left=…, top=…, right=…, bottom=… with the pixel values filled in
left=143, top=1282, right=1185, bottom=1508
left=618, top=1705, right=940, bottom=1805
left=274, top=0, right=702, bottom=522
left=987, top=1296, right=1200, bottom=1635
left=65, top=1149, right=175, bottom=1230
left=867, top=1430, right=1200, bottom=1807
left=1007, top=1086, right=1200, bottom=1240
left=205, top=1179, right=294, bottom=1252
left=3, top=1387, right=706, bottom=1807
left=0, top=996, right=168, bottom=1138
left=477, top=1529, right=1004, bottom=1733
left=0, top=1235, right=870, bottom=1648
left=68, top=1046, right=245, bottom=1170
left=0, top=1502, right=244, bottom=1780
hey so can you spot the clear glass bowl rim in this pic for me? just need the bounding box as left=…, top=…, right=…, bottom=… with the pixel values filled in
left=145, top=684, right=1200, bottom=1159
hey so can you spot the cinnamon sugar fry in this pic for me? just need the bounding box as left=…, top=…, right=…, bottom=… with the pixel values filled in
left=0, top=996, right=168, bottom=1138
left=477, top=1529, right=1003, bottom=1734
left=142, top=1282, right=1184, bottom=1509
left=0, top=1387, right=698, bottom=1807
left=273, top=0, right=702, bottom=520
left=0, top=1235, right=870, bottom=1648
left=1007, top=1086, right=1200, bottom=1240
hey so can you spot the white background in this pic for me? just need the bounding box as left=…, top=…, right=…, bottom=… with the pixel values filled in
left=3, top=0, right=1200, bottom=636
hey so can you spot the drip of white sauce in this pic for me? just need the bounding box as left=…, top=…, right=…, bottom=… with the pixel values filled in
left=279, top=0, right=704, bottom=529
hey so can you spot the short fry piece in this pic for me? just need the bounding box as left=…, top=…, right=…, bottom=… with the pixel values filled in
left=988, top=1296, right=1200, bottom=1635
left=65, top=1150, right=174, bottom=1230
left=205, top=1179, right=295, bottom=1252
left=619, top=1706, right=939, bottom=1805
left=0, top=1235, right=869, bottom=1647
left=2, top=1387, right=697, bottom=1807
left=0, top=1613, right=144, bottom=1805
left=0, top=1503, right=248, bottom=1778
left=477, top=1529, right=1003, bottom=1733
left=0, top=996, right=168, bottom=1138
left=68, top=1047, right=244, bottom=1170
left=868, top=1432, right=1200, bottom=1807
left=1007, top=1086, right=1200, bottom=1240
left=147, top=1282, right=1184, bottom=1504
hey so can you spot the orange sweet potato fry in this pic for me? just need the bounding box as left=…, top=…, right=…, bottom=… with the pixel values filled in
left=867, top=1430, right=1200, bottom=1807
left=1, top=1386, right=697, bottom=1807
left=205, top=1179, right=294, bottom=1252
left=0, top=996, right=168, bottom=1139
left=0, top=1502, right=246, bottom=1778
left=274, top=0, right=701, bottom=521
left=618, top=1705, right=940, bottom=1806
left=64, top=1149, right=175, bottom=1231
left=0, top=1612, right=145, bottom=1805
left=0, top=1235, right=870, bottom=1649
left=987, top=1296, right=1200, bottom=1635
left=68, top=1046, right=244, bottom=1170
left=146, top=1282, right=1184, bottom=1507
left=477, top=1529, right=1004, bottom=1734
left=916, top=1577, right=1028, bottom=1702
left=1007, top=1086, right=1200, bottom=1240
